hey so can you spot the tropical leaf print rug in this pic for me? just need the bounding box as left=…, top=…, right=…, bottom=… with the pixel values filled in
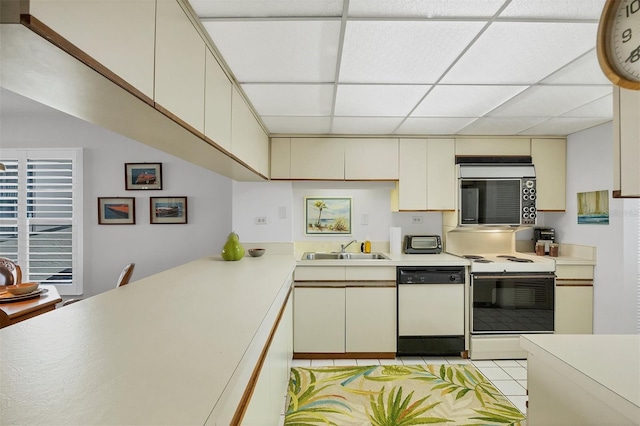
left=285, top=364, right=525, bottom=425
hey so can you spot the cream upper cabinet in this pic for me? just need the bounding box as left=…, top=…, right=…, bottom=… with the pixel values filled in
left=613, top=87, right=640, bottom=197
left=398, top=138, right=455, bottom=211
left=155, top=0, right=205, bottom=133
left=455, top=138, right=531, bottom=156
left=427, top=139, right=456, bottom=210
left=531, top=138, right=566, bottom=211
left=231, top=87, right=269, bottom=177
left=290, top=138, right=345, bottom=180
left=28, top=0, right=156, bottom=99
left=270, top=138, right=291, bottom=179
left=344, top=139, right=399, bottom=180
left=204, top=49, right=232, bottom=152
left=399, top=139, right=427, bottom=210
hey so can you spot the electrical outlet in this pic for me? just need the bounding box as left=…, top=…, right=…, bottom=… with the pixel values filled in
left=278, top=206, right=287, bottom=219
left=412, top=216, right=423, bottom=224
left=255, top=216, right=268, bottom=225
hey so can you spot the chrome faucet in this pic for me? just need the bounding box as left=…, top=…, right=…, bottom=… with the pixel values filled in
left=340, top=239, right=358, bottom=253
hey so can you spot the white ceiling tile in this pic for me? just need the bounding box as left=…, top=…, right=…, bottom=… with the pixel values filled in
left=488, top=85, right=612, bottom=117
left=334, top=85, right=430, bottom=116
left=441, top=22, right=598, bottom=84
left=457, top=117, right=549, bottom=135
left=411, top=85, right=527, bottom=117
left=332, top=117, right=404, bottom=134
left=561, top=94, right=613, bottom=117
left=241, top=84, right=334, bottom=115
left=540, top=49, right=611, bottom=85
left=395, top=117, right=477, bottom=134
left=192, top=0, right=343, bottom=18
left=518, top=118, right=611, bottom=135
left=203, top=20, right=340, bottom=82
left=348, top=0, right=505, bottom=18
left=261, top=116, right=331, bottom=134
left=499, top=0, right=606, bottom=20
left=339, top=20, right=485, bottom=83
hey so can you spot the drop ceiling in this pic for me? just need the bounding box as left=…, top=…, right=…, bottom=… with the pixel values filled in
left=190, top=0, right=613, bottom=137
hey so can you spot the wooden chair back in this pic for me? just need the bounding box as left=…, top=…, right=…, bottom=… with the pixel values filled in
left=116, top=263, right=135, bottom=287
left=0, top=258, right=21, bottom=286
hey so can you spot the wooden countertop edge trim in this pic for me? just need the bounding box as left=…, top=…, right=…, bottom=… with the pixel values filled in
left=230, top=285, right=293, bottom=425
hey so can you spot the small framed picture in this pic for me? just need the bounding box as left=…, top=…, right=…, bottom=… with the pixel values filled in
left=304, top=196, right=352, bottom=235
left=150, top=196, right=188, bottom=224
left=98, top=197, right=136, bottom=225
left=125, top=163, right=162, bottom=190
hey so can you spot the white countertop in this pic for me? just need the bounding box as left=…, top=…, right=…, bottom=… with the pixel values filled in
left=0, top=254, right=296, bottom=425
left=520, top=334, right=640, bottom=411
left=296, top=252, right=470, bottom=267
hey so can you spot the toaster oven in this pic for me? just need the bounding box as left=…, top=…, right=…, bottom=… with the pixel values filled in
left=403, top=235, right=442, bottom=254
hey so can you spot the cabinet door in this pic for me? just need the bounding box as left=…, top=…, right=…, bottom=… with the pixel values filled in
left=344, top=139, right=399, bottom=180
left=455, top=138, right=531, bottom=156
left=346, top=287, right=396, bottom=353
left=531, top=138, right=566, bottom=211
left=290, top=138, right=345, bottom=180
left=29, top=0, right=156, bottom=99
left=614, top=87, right=640, bottom=197
left=204, top=49, right=232, bottom=152
left=294, top=287, right=345, bottom=353
left=398, top=139, right=427, bottom=210
left=231, top=87, right=269, bottom=176
left=555, top=284, right=593, bottom=334
left=156, top=0, right=205, bottom=132
left=270, top=138, right=291, bottom=179
left=426, top=138, right=456, bottom=210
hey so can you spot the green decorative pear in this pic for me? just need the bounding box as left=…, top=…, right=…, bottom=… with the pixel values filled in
left=221, top=231, right=245, bottom=261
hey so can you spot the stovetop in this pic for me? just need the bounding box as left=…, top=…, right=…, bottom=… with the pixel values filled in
left=457, top=253, right=555, bottom=273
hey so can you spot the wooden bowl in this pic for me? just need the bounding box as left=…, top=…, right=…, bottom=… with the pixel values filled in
left=248, top=248, right=266, bottom=257
left=6, top=282, right=39, bottom=295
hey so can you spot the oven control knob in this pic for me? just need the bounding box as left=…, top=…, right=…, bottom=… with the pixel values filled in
left=529, top=194, right=536, bottom=201
left=525, top=180, right=535, bottom=188
left=523, top=207, right=529, bottom=212
left=523, top=194, right=529, bottom=200
left=530, top=188, right=536, bottom=194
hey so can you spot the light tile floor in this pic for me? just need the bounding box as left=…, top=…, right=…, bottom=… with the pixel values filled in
left=279, top=357, right=528, bottom=425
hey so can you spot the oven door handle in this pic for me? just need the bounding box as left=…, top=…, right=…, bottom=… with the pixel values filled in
left=473, top=274, right=556, bottom=280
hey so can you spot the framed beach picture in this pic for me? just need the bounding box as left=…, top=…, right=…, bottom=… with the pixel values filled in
left=577, top=190, right=609, bottom=224
left=98, top=197, right=136, bottom=225
left=305, top=197, right=352, bottom=235
left=150, top=196, right=188, bottom=224
left=125, top=163, right=163, bottom=190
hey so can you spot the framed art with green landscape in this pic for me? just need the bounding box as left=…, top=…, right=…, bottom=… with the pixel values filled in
left=98, top=197, right=135, bottom=225
left=150, top=197, right=187, bottom=224
left=125, top=162, right=162, bottom=190
left=305, top=197, right=351, bottom=235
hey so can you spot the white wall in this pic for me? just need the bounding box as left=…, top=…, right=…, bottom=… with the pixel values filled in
left=1, top=90, right=233, bottom=298
left=233, top=180, right=444, bottom=249
left=545, top=122, right=639, bottom=334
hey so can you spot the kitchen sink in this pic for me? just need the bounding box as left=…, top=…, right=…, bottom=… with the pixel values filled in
left=301, top=252, right=390, bottom=260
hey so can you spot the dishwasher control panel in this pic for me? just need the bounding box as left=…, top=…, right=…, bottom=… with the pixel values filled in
left=397, top=266, right=465, bottom=284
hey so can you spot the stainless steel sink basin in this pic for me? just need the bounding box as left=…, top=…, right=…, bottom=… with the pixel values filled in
left=301, top=252, right=390, bottom=260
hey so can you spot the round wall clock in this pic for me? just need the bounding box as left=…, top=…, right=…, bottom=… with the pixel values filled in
left=597, top=0, right=640, bottom=90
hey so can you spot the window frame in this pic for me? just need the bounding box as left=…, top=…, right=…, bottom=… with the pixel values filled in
left=1, top=148, right=83, bottom=295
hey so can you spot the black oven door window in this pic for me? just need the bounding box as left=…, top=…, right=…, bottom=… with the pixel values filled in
left=472, top=274, right=554, bottom=334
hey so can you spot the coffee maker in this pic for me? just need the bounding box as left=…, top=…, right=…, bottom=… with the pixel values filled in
left=534, top=227, right=555, bottom=255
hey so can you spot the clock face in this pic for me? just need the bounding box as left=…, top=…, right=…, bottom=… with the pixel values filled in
left=607, top=0, right=640, bottom=83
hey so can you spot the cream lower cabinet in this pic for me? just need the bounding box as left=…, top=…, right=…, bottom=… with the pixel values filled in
left=294, top=266, right=396, bottom=355
left=243, top=296, right=293, bottom=425
left=346, top=287, right=397, bottom=353
left=294, top=286, right=346, bottom=353
left=555, top=264, right=594, bottom=334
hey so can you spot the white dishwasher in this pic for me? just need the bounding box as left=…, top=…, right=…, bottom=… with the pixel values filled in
left=397, top=266, right=465, bottom=356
